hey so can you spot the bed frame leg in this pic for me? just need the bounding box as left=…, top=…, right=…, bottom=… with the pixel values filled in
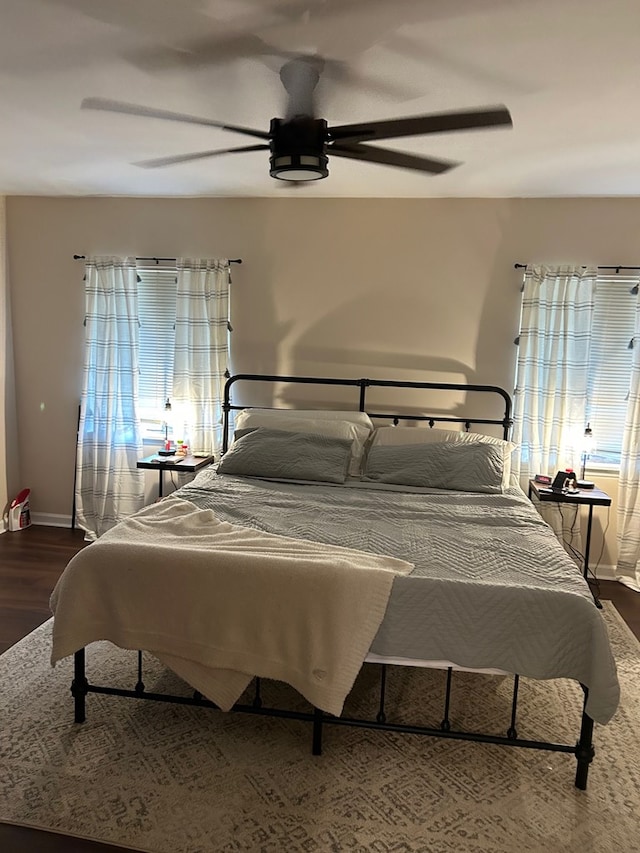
left=575, top=691, right=595, bottom=790
left=312, top=708, right=323, bottom=755
left=253, top=677, right=262, bottom=709
left=135, top=650, right=145, bottom=694
left=507, top=674, right=519, bottom=739
left=377, top=665, right=387, bottom=723
left=71, top=648, right=88, bottom=724
left=440, top=668, right=453, bottom=732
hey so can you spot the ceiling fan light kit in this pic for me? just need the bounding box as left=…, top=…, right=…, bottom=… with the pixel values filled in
left=269, top=117, right=329, bottom=181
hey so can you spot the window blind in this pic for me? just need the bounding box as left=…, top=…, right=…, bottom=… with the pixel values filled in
left=587, top=275, right=638, bottom=462
left=137, top=265, right=178, bottom=417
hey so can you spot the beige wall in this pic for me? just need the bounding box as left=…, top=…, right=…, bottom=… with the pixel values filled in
left=6, top=195, right=639, bottom=567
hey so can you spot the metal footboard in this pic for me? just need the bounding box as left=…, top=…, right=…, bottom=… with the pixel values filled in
left=71, top=649, right=595, bottom=789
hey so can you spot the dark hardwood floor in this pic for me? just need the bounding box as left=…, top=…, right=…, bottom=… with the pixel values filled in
left=0, top=526, right=87, bottom=655
left=1, top=525, right=639, bottom=853
left=0, top=527, right=136, bottom=853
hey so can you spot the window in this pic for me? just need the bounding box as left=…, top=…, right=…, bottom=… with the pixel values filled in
left=135, top=260, right=233, bottom=445
left=136, top=264, right=178, bottom=439
left=513, top=265, right=639, bottom=480
left=586, top=274, right=637, bottom=467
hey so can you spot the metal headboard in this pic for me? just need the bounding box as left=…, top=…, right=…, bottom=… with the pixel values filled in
left=222, top=373, right=513, bottom=453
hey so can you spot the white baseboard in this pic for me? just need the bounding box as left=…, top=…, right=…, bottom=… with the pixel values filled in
left=594, top=564, right=616, bottom=581
left=31, top=513, right=73, bottom=528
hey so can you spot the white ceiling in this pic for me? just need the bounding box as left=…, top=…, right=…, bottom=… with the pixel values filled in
left=2, top=0, right=640, bottom=198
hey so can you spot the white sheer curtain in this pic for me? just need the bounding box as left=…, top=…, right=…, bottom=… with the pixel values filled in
left=616, top=285, right=640, bottom=591
left=75, top=257, right=144, bottom=540
left=512, top=265, right=596, bottom=551
left=513, top=265, right=597, bottom=485
left=172, top=258, right=230, bottom=457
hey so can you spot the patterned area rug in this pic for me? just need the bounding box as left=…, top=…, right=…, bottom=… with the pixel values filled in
left=0, top=602, right=638, bottom=853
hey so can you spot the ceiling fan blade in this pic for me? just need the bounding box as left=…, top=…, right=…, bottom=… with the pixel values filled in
left=81, top=98, right=270, bottom=141
left=329, top=107, right=513, bottom=143
left=329, top=143, right=457, bottom=175
left=126, top=33, right=276, bottom=72
left=134, top=144, right=270, bottom=169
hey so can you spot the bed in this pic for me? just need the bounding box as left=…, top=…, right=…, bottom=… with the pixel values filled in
left=50, top=374, right=620, bottom=790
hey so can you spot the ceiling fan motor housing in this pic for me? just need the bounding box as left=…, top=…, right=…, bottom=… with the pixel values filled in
left=269, top=117, right=329, bottom=181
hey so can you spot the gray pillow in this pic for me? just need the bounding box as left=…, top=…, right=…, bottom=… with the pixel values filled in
left=218, top=427, right=352, bottom=484
left=363, top=441, right=505, bottom=493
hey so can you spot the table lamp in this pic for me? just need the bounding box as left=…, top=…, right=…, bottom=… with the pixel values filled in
left=158, top=398, right=174, bottom=456
left=577, top=423, right=595, bottom=488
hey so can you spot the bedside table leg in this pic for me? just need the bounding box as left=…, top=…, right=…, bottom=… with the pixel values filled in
left=583, top=504, right=593, bottom=580
left=158, top=469, right=164, bottom=498
left=583, top=504, right=602, bottom=608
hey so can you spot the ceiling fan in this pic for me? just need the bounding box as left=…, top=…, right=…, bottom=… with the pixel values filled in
left=81, top=55, right=512, bottom=183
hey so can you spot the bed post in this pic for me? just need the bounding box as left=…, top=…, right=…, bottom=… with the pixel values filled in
left=358, top=378, right=368, bottom=412
left=574, top=689, right=595, bottom=790
left=312, top=708, right=324, bottom=755
left=71, top=648, right=88, bottom=723
left=222, top=378, right=232, bottom=454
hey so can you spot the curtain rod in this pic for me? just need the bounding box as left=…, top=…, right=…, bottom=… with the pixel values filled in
left=73, top=255, right=242, bottom=264
left=514, top=262, right=640, bottom=271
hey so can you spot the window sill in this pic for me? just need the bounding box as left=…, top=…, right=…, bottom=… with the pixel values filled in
left=583, top=464, right=619, bottom=479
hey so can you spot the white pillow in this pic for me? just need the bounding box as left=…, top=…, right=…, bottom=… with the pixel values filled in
left=234, top=411, right=371, bottom=477
left=369, top=426, right=517, bottom=490
left=236, top=408, right=374, bottom=430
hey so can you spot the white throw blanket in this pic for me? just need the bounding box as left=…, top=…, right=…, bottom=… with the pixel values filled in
left=50, top=498, right=413, bottom=716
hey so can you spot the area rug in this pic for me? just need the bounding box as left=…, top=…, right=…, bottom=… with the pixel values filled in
left=0, top=602, right=638, bottom=853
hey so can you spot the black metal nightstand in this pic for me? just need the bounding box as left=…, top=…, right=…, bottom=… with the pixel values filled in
left=137, top=453, right=215, bottom=498
left=528, top=479, right=611, bottom=602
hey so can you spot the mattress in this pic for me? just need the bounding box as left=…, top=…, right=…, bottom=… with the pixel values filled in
left=174, top=468, right=620, bottom=724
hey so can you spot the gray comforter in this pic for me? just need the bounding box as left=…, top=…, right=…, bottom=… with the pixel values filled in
left=176, top=470, right=620, bottom=724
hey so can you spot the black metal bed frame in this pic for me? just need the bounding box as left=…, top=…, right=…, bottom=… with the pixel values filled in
left=71, top=373, right=596, bottom=790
